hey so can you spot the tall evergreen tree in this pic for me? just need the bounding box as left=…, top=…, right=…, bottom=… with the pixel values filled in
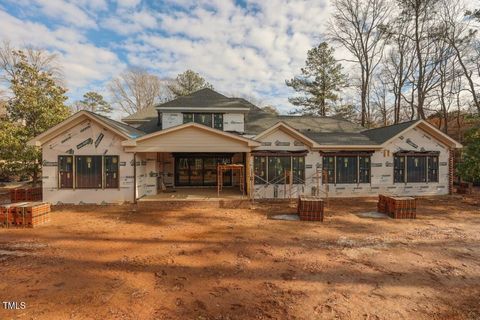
left=74, top=91, right=112, bottom=115
left=168, top=69, right=213, bottom=97
left=0, top=50, right=69, bottom=184
left=286, top=42, right=348, bottom=116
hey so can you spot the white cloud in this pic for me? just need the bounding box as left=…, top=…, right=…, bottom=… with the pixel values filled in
left=0, top=9, right=124, bottom=99
left=1, top=0, right=339, bottom=113
left=102, top=9, right=158, bottom=35
left=118, top=0, right=333, bottom=112
left=22, top=0, right=98, bottom=29
left=117, top=0, right=141, bottom=8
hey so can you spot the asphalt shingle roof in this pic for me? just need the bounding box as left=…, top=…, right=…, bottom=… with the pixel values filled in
left=159, top=88, right=251, bottom=110
left=361, top=120, right=420, bottom=144
left=122, top=106, right=158, bottom=122
left=301, top=131, right=378, bottom=145
left=86, top=111, right=145, bottom=139
left=115, top=88, right=421, bottom=146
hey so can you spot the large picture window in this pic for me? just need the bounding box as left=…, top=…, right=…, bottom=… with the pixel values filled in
left=336, top=156, right=358, bottom=183
left=76, top=156, right=102, bottom=188
left=253, top=155, right=305, bottom=185
left=104, top=156, right=119, bottom=188
left=394, top=153, right=439, bottom=183
left=58, top=155, right=73, bottom=188
left=322, top=153, right=371, bottom=184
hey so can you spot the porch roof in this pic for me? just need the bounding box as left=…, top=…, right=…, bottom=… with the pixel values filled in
left=122, top=122, right=261, bottom=152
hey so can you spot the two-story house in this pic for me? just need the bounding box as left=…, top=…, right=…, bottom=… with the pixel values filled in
left=28, top=88, right=462, bottom=204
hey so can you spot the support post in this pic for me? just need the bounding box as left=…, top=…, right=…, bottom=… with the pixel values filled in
left=133, top=153, right=137, bottom=204
left=245, top=152, right=251, bottom=199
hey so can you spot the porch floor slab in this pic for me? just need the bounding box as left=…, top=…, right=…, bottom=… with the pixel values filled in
left=138, top=187, right=246, bottom=201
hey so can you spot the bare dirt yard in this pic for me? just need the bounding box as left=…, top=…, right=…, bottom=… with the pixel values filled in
left=0, top=193, right=479, bottom=320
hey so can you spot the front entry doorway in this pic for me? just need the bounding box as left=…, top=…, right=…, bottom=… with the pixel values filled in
left=174, top=153, right=233, bottom=186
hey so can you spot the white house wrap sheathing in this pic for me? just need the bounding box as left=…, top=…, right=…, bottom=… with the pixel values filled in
left=252, top=125, right=450, bottom=199
left=42, top=120, right=135, bottom=204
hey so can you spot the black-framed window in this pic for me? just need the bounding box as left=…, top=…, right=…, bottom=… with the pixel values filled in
left=183, top=113, right=224, bottom=130
left=104, top=156, right=119, bottom=188
left=322, top=154, right=371, bottom=184
left=268, top=157, right=291, bottom=183
left=359, top=156, right=371, bottom=183
left=394, top=154, right=439, bottom=183
left=292, top=156, right=305, bottom=183
left=254, top=156, right=267, bottom=184
left=336, top=156, right=358, bottom=183
left=183, top=113, right=193, bottom=123
left=194, top=113, right=212, bottom=127
left=76, top=156, right=102, bottom=189
left=407, top=156, right=427, bottom=183
left=58, top=155, right=73, bottom=189
left=253, top=155, right=305, bottom=185
left=322, top=156, right=335, bottom=184
left=213, top=113, right=223, bottom=130
left=394, top=155, right=405, bottom=183
left=428, top=156, right=439, bottom=182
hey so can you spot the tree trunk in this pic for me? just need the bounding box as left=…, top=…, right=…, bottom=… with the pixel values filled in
left=453, top=44, right=480, bottom=114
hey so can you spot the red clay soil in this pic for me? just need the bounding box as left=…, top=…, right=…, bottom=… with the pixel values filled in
left=0, top=194, right=479, bottom=320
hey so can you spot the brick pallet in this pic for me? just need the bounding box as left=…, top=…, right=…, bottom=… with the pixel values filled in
left=0, top=202, right=28, bottom=227
left=377, top=194, right=388, bottom=213
left=9, top=187, right=43, bottom=202
left=1, top=202, right=51, bottom=228
left=297, top=196, right=324, bottom=221
left=456, top=182, right=473, bottom=195
left=378, top=195, right=416, bottom=219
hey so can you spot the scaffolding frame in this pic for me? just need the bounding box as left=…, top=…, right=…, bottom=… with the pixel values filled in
left=217, top=164, right=245, bottom=196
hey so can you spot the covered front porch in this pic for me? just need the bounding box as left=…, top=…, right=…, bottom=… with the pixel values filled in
left=121, top=122, right=260, bottom=202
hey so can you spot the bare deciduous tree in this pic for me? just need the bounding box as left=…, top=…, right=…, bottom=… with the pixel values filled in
left=382, top=17, right=416, bottom=123
left=397, top=0, right=453, bottom=119
left=109, top=68, right=172, bottom=115
left=0, top=41, right=63, bottom=87
left=440, top=0, right=480, bottom=114
left=329, top=0, right=391, bottom=127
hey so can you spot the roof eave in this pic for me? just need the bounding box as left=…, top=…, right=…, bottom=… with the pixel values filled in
left=27, top=111, right=132, bottom=147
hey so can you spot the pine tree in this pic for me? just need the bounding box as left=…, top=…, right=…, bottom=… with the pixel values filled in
left=286, top=42, right=348, bottom=116
left=74, top=91, right=112, bottom=114
left=168, top=69, right=213, bottom=97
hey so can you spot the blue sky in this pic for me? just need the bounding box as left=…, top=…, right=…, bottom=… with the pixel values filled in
left=0, top=0, right=334, bottom=116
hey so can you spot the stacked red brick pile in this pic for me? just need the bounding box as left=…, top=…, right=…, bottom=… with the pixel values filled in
left=378, top=195, right=416, bottom=219
left=456, top=182, right=473, bottom=195
left=9, top=187, right=42, bottom=202
left=297, top=196, right=324, bottom=221
left=1, top=202, right=51, bottom=228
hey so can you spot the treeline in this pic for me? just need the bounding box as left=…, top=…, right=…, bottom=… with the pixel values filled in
left=287, top=0, right=480, bottom=132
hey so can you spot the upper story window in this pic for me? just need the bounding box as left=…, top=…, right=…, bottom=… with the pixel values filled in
left=183, top=113, right=223, bottom=130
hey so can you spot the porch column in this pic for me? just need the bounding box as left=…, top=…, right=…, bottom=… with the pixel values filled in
left=133, top=152, right=137, bottom=204
left=245, top=152, right=252, bottom=199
